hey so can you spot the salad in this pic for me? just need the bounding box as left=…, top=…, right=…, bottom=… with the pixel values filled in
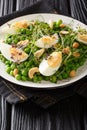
left=0, top=19, right=87, bottom=83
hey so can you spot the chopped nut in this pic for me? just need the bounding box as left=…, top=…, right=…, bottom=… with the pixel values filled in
left=34, top=49, right=45, bottom=58
left=73, top=52, right=80, bottom=57
left=70, top=70, right=76, bottom=77
left=59, top=24, right=66, bottom=28
left=73, top=42, right=79, bottom=48
left=60, top=31, right=69, bottom=35
left=13, top=68, right=18, bottom=77
left=28, top=67, right=39, bottom=79
left=62, top=47, right=70, bottom=54
left=17, top=40, right=29, bottom=47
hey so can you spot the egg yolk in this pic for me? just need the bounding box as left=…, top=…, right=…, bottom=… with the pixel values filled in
left=10, top=47, right=27, bottom=62
left=47, top=52, right=62, bottom=68
left=13, top=21, right=28, bottom=29
left=42, top=36, right=57, bottom=45
left=78, top=34, right=87, bottom=42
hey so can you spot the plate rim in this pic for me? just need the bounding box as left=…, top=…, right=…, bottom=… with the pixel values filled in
left=0, top=13, right=87, bottom=89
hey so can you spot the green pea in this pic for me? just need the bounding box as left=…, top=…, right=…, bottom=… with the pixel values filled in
left=20, top=36, right=26, bottom=40
left=24, top=48, right=30, bottom=53
left=21, top=76, right=27, bottom=81
left=6, top=38, right=12, bottom=44
left=9, top=61, right=13, bottom=64
left=67, top=63, right=73, bottom=69
left=11, top=35, right=16, bottom=39
left=44, top=76, right=49, bottom=81
left=13, top=39, right=18, bottom=44
left=20, top=28, right=26, bottom=34
left=6, top=34, right=12, bottom=39
left=38, top=76, right=43, bottom=82
left=2, top=57, right=6, bottom=63
left=17, top=63, right=24, bottom=69
left=33, top=76, right=38, bottom=82
left=6, top=67, right=11, bottom=74
left=16, top=37, right=20, bottom=41
left=50, top=76, right=57, bottom=83
left=62, top=73, right=68, bottom=79
left=15, top=74, right=21, bottom=80
left=6, top=64, right=10, bottom=67
left=58, top=75, right=63, bottom=80
left=24, top=61, right=28, bottom=66
left=56, top=19, right=62, bottom=27
left=26, top=29, right=31, bottom=35
left=21, top=69, right=28, bottom=76
left=11, top=63, right=16, bottom=70
left=5, top=60, right=11, bottom=65
left=10, top=70, right=13, bottom=76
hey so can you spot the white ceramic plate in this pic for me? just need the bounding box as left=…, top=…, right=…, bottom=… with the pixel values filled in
left=0, top=13, right=87, bottom=88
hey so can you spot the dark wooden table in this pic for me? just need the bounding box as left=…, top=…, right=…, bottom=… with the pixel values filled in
left=0, top=77, right=87, bottom=130
left=0, top=0, right=87, bottom=24
left=1, top=91, right=87, bottom=130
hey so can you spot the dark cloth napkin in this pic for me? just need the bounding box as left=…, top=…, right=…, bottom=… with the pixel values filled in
left=0, top=0, right=87, bottom=108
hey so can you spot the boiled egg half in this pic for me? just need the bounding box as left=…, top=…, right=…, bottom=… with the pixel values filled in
left=1, top=20, right=30, bottom=34
left=0, top=41, right=28, bottom=63
left=35, top=33, right=58, bottom=48
left=77, top=34, right=87, bottom=45
left=39, top=51, right=62, bottom=76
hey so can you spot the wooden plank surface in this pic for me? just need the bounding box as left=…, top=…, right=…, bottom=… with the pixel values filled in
left=0, top=0, right=87, bottom=24
left=69, top=0, right=87, bottom=24
left=0, top=0, right=68, bottom=16
left=0, top=96, right=11, bottom=130
left=1, top=94, right=87, bottom=130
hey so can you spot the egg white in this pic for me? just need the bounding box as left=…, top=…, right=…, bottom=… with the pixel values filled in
left=39, top=51, right=62, bottom=76
left=77, top=34, right=87, bottom=45
left=0, top=42, right=28, bottom=62
left=1, top=26, right=16, bottom=34
left=36, top=33, right=58, bottom=48
left=1, top=20, right=30, bottom=35
left=48, top=20, right=54, bottom=29
left=39, top=59, right=59, bottom=76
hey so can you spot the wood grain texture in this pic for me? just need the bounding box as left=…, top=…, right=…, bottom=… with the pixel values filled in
left=0, top=0, right=15, bottom=16
left=70, top=0, right=87, bottom=24
left=0, top=0, right=68, bottom=16
left=9, top=95, right=87, bottom=130
left=1, top=94, right=87, bottom=130
left=0, top=0, right=87, bottom=24
left=0, top=96, right=11, bottom=130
